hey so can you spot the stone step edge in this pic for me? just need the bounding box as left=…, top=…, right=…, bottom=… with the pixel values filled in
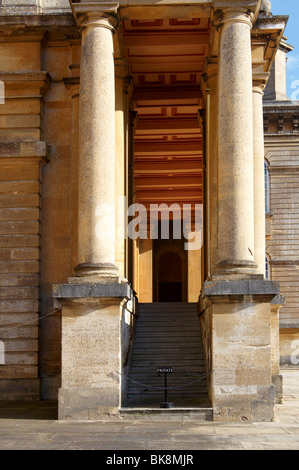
left=119, top=407, right=213, bottom=421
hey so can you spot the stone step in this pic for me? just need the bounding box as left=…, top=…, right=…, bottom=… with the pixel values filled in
left=127, top=390, right=208, bottom=396
left=120, top=407, right=213, bottom=422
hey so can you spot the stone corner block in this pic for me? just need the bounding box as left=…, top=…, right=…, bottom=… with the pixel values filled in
left=52, top=281, right=133, bottom=301
left=201, top=279, right=280, bottom=297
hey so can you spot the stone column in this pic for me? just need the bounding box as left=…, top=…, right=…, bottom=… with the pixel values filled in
left=217, top=8, right=257, bottom=275
left=74, top=10, right=119, bottom=279
left=252, top=74, right=268, bottom=276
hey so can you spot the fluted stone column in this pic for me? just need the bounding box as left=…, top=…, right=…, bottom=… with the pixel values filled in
left=75, top=11, right=118, bottom=279
left=217, top=8, right=257, bottom=275
left=253, top=74, right=268, bottom=276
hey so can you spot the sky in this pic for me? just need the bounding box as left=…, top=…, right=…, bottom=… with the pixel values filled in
left=270, top=0, right=299, bottom=100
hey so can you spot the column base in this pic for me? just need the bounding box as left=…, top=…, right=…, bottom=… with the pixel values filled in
left=199, top=279, right=282, bottom=422
left=215, top=259, right=258, bottom=276
left=74, top=262, right=119, bottom=280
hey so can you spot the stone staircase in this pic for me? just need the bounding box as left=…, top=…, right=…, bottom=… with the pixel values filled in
left=124, top=303, right=211, bottom=411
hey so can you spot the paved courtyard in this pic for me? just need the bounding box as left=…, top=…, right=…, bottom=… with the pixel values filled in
left=0, top=369, right=298, bottom=451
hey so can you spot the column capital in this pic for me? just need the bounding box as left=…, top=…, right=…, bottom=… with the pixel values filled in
left=252, top=71, right=270, bottom=95
left=214, top=7, right=254, bottom=29
left=223, top=8, right=254, bottom=27
left=63, top=77, right=80, bottom=98
left=71, top=1, right=119, bottom=31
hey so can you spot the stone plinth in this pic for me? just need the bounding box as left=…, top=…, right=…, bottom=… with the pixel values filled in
left=53, top=281, right=135, bottom=420
left=199, top=279, right=283, bottom=422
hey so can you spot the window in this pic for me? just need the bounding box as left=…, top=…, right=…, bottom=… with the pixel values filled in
left=265, top=254, right=271, bottom=280
left=264, top=160, right=270, bottom=213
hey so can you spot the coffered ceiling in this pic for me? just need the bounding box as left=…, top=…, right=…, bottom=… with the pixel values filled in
left=122, top=17, right=210, bottom=212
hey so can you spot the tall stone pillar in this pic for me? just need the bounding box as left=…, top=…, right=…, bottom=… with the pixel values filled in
left=199, top=7, right=282, bottom=422
left=217, top=8, right=257, bottom=275
left=53, top=3, right=137, bottom=420
left=74, top=9, right=118, bottom=279
left=252, top=73, right=268, bottom=276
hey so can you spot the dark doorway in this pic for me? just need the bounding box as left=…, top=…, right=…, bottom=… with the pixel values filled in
left=158, top=251, right=183, bottom=302
left=158, top=282, right=182, bottom=302
left=153, top=235, right=187, bottom=302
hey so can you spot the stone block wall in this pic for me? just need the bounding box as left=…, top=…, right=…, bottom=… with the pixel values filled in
left=0, top=142, right=47, bottom=399
left=0, top=22, right=74, bottom=399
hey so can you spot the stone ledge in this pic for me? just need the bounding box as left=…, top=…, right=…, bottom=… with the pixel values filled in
left=202, top=279, right=281, bottom=297
left=0, top=141, right=48, bottom=159
left=280, top=321, right=299, bottom=329
left=52, top=281, right=133, bottom=300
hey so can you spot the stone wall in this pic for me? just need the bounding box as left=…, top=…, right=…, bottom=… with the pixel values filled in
left=264, top=110, right=299, bottom=367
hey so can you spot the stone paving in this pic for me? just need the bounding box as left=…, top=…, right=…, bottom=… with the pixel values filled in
left=0, top=369, right=298, bottom=450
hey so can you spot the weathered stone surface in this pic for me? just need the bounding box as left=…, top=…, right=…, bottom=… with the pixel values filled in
left=52, top=281, right=133, bottom=300
left=202, top=279, right=280, bottom=297
left=57, top=296, right=129, bottom=420
left=199, top=282, right=278, bottom=422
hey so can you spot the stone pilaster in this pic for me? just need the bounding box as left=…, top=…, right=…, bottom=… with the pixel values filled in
left=216, top=8, right=257, bottom=276
left=202, top=58, right=218, bottom=279
left=63, top=77, right=80, bottom=276
left=252, top=73, right=269, bottom=276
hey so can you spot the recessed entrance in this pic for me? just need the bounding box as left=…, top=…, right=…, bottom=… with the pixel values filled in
left=158, top=251, right=183, bottom=302
left=153, top=228, right=188, bottom=302
left=122, top=15, right=206, bottom=302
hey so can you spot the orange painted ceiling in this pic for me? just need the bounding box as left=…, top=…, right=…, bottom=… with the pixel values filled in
left=122, top=17, right=210, bottom=212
